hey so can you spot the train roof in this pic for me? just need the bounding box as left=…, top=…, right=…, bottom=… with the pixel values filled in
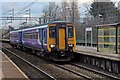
left=50, top=21, right=71, bottom=24
left=25, top=21, right=71, bottom=28
left=10, top=29, right=21, bottom=33
left=22, top=25, right=48, bottom=31
left=10, top=21, right=72, bottom=32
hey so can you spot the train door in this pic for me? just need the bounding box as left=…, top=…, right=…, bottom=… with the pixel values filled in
left=38, top=29, right=42, bottom=48
left=43, top=29, right=46, bottom=45
left=42, top=29, right=44, bottom=44
left=41, top=29, right=45, bottom=49
left=58, top=28, right=66, bottom=49
left=42, top=29, right=47, bottom=49
left=38, top=28, right=47, bottom=50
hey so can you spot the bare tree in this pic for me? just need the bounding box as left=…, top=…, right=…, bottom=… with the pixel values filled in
left=42, top=2, right=60, bottom=23
left=42, top=1, right=80, bottom=25
left=69, top=0, right=80, bottom=24
left=60, top=1, right=69, bottom=21
left=42, top=6, right=48, bottom=23
left=69, top=0, right=80, bottom=41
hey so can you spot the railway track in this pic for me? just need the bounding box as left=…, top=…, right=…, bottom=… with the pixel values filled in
left=71, top=63, right=120, bottom=80
left=2, top=48, right=87, bottom=80
left=2, top=47, right=56, bottom=80
left=54, top=64, right=91, bottom=80
left=2, top=43, right=120, bottom=80
left=54, top=62, right=120, bottom=80
left=2, top=44, right=85, bottom=79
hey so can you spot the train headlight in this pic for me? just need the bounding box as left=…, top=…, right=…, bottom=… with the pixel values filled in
left=68, top=44, right=74, bottom=47
left=50, top=44, right=55, bottom=48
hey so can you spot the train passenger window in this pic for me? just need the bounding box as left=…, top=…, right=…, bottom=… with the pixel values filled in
left=33, top=32, right=35, bottom=39
left=35, top=32, right=38, bottom=39
left=43, top=30, right=45, bottom=37
left=68, top=27, right=73, bottom=38
left=49, top=27, right=56, bottom=38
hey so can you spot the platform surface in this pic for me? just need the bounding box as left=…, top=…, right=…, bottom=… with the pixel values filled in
left=75, top=46, right=120, bottom=61
left=0, top=50, right=28, bottom=79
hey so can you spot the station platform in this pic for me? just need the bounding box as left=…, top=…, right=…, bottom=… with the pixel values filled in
left=0, top=50, right=28, bottom=79
left=75, top=46, right=120, bottom=61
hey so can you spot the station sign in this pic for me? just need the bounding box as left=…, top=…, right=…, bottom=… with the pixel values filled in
left=86, top=27, right=92, bottom=31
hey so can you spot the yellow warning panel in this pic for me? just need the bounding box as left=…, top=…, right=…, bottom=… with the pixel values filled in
left=59, top=28, right=65, bottom=49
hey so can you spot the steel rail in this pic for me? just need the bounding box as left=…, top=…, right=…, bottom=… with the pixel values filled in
left=54, top=64, right=91, bottom=80
left=71, top=63, right=120, bottom=80
left=2, top=48, right=56, bottom=80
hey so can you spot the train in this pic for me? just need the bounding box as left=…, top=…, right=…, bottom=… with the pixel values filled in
left=9, top=21, right=76, bottom=61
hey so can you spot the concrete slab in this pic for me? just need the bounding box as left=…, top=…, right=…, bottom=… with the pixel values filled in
left=75, top=46, right=120, bottom=61
left=0, top=50, right=28, bottom=79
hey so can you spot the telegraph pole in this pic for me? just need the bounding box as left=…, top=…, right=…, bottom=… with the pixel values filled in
left=39, top=18, right=41, bottom=24
left=72, top=2, right=74, bottom=24
left=12, top=8, right=14, bottom=20
left=48, top=5, right=50, bottom=22
left=11, top=8, right=14, bottom=23
left=28, top=9, right=31, bottom=21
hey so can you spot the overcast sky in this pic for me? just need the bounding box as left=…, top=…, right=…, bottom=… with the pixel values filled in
left=1, top=0, right=120, bottom=29
left=2, top=0, right=119, bottom=16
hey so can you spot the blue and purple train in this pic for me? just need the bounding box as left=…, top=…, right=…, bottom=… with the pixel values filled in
left=10, top=21, right=76, bottom=61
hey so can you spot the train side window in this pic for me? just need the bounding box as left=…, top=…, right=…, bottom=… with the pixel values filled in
left=49, top=26, right=56, bottom=38
left=68, top=27, right=73, bottom=38
left=43, top=30, right=45, bottom=37
left=36, top=32, right=38, bottom=39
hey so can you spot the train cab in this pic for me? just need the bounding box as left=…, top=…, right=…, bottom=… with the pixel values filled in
left=47, top=21, right=76, bottom=61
